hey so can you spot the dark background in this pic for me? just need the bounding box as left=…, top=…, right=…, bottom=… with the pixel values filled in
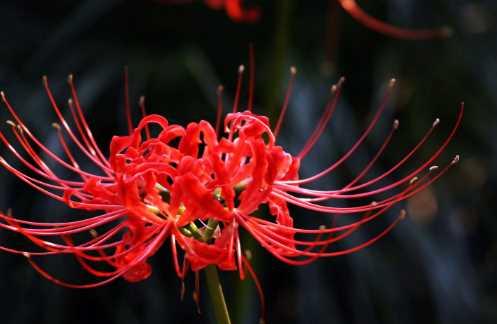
left=0, top=1, right=495, bottom=323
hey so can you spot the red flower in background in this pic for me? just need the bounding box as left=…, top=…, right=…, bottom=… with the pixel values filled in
left=337, top=0, right=451, bottom=39
left=204, top=0, right=260, bottom=22
left=0, top=64, right=462, bottom=294
left=158, top=0, right=261, bottom=23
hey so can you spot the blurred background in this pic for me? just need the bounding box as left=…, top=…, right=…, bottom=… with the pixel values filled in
left=0, top=1, right=495, bottom=323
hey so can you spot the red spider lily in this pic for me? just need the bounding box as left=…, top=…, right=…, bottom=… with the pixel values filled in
left=158, top=0, right=261, bottom=23
left=205, top=0, right=260, bottom=22
left=0, top=64, right=462, bottom=296
left=337, top=0, right=451, bottom=39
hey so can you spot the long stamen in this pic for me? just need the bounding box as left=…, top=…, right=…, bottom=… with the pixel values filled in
left=171, top=234, right=186, bottom=279
left=124, top=66, right=133, bottom=134
left=278, top=116, right=438, bottom=194
left=46, top=78, right=113, bottom=173
left=298, top=77, right=345, bottom=159
left=4, top=115, right=110, bottom=181
left=232, top=65, right=245, bottom=113
left=24, top=225, right=169, bottom=289
left=52, top=122, right=81, bottom=171
left=0, top=127, right=89, bottom=188
left=1, top=91, right=103, bottom=178
left=4, top=122, right=97, bottom=202
left=285, top=104, right=463, bottom=199
left=66, top=75, right=113, bottom=170
left=273, top=156, right=459, bottom=213
left=274, top=66, right=297, bottom=138
left=0, top=157, right=120, bottom=209
left=67, top=99, right=98, bottom=159
left=297, top=78, right=396, bottom=182
left=343, top=119, right=398, bottom=189
left=216, top=85, right=224, bottom=135
left=243, top=209, right=406, bottom=259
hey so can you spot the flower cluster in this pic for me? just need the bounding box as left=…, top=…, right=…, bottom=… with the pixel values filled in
left=0, top=67, right=462, bottom=290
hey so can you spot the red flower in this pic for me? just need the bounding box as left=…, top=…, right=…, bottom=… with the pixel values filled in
left=204, top=0, right=260, bottom=22
left=157, top=0, right=261, bottom=23
left=337, top=0, right=451, bottom=39
left=0, top=66, right=462, bottom=290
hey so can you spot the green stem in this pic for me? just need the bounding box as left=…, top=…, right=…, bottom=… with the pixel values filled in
left=202, top=220, right=231, bottom=323
left=186, top=218, right=230, bottom=323
left=205, top=265, right=232, bottom=324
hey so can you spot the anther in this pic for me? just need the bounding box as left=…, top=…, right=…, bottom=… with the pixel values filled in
left=389, top=78, right=397, bottom=87
left=319, top=225, right=326, bottom=230
left=155, top=183, right=168, bottom=192
left=392, top=119, right=399, bottom=130
left=451, top=154, right=460, bottom=165
left=409, top=176, right=419, bottom=185
left=51, top=122, right=61, bottom=130
left=432, top=118, right=440, bottom=127
left=89, top=229, right=98, bottom=238
left=67, top=74, right=74, bottom=83
left=10, top=123, right=24, bottom=133
left=399, top=209, right=407, bottom=220
left=180, top=281, right=186, bottom=301
left=192, top=291, right=200, bottom=308
left=180, top=227, right=193, bottom=237
left=217, top=85, right=224, bottom=94
left=146, top=204, right=160, bottom=214
left=22, top=252, right=30, bottom=258
left=0, top=91, right=5, bottom=100
left=429, top=165, right=439, bottom=172
left=331, top=77, right=346, bottom=93
left=290, top=66, right=297, bottom=75
left=213, top=187, right=222, bottom=200
left=238, top=65, right=245, bottom=74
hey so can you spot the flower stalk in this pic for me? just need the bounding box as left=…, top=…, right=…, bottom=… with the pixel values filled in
left=205, top=265, right=232, bottom=324
left=201, top=218, right=232, bottom=324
